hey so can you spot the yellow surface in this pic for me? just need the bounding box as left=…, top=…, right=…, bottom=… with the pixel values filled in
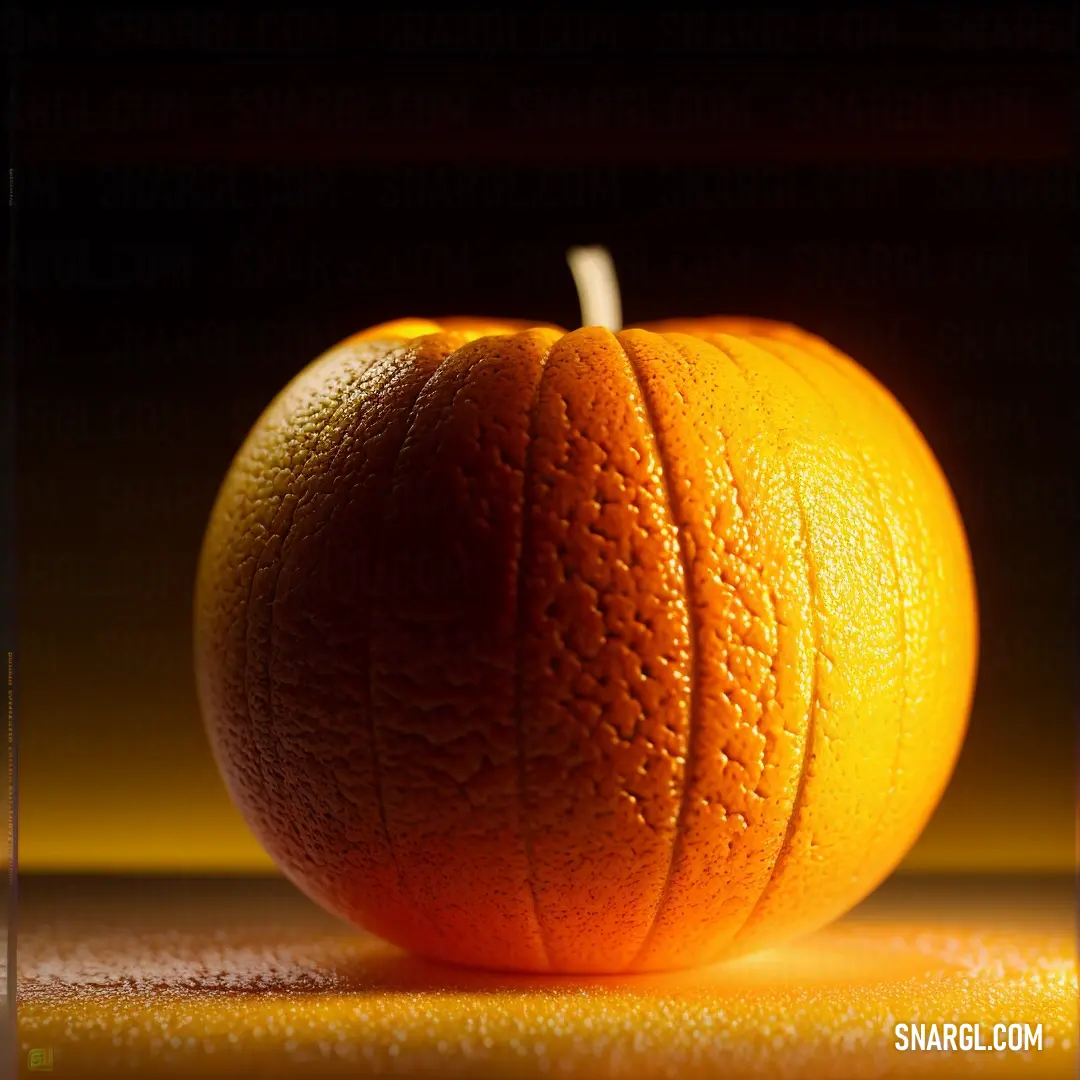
left=194, top=317, right=976, bottom=972
left=18, top=875, right=1077, bottom=1079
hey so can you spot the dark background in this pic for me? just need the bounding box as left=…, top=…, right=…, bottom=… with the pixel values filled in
left=10, top=6, right=1078, bottom=874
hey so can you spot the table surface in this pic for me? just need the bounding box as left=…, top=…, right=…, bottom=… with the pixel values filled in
left=16, top=872, right=1078, bottom=1079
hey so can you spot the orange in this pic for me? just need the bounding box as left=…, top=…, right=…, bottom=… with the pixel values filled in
left=195, top=303, right=977, bottom=974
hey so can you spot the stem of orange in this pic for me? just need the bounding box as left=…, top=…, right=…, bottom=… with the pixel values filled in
left=566, top=246, right=623, bottom=332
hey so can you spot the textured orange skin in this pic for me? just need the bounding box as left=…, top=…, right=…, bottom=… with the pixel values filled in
left=195, top=316, right=978, bottom=974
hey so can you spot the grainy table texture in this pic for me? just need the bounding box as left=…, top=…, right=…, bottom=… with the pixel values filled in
left=17, top=874, right=1077, bottom=1079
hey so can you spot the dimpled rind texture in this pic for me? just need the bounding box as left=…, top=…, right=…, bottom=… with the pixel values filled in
left=194, top=315, right=978, bottom=974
